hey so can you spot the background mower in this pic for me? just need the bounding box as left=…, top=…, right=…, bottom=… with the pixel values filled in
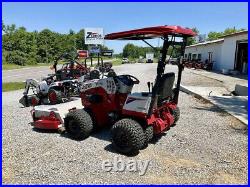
left=19, top=53, right=89, bottom=107
left=20, top=52, right=115, bottom=107
left=64, top=26, right=196, bottom=155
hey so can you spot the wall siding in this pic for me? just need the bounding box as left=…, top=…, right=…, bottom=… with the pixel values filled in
left=185, top=33, right=248, bottom=71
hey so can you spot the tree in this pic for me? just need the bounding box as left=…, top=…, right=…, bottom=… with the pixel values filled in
left=207, top=27, right=246, bottom=41
left=122, top=43, right=159, bottom=59
left=187, top=27, right=199, bottom=46
left=75, top=29, right=87, bottom=50
left=2, top=23, right=90, bottom=66
left=207, top=31, right=223, bottom=41
left=2, top=21, right=6, bottom=33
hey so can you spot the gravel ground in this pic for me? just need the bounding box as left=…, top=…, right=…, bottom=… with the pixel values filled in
left=2, top=64, right=248, bottom=184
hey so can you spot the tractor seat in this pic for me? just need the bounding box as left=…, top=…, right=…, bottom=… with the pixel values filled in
left=157, top=72, right=175, bottom=103
left=56, top=70, right=67, bottom=81
left=89, top=70, right=100, bottom=80
left=70, top=69, right=81, bottom=78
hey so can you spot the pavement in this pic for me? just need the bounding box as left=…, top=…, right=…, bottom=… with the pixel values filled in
left=2, top=63, right=247, bottom=184
left=179, top=69, right=248, bottom=125
left=189, top=69, right=248, bottom=92
left=180, top=85, right=248, bottom=125
left=2, top=60, right=112, bottom=83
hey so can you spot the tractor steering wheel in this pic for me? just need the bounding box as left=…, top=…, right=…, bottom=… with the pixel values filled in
left=123, top=74, right=140, bottom=84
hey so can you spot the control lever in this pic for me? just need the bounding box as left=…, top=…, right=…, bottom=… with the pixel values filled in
left=147, top=82, right=151, bottom=93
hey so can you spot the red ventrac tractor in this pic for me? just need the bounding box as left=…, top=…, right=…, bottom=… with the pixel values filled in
left=64, top=26, right=196, bottom=155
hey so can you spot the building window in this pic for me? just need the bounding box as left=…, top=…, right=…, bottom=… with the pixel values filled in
left=188, top=53, right=192, bottom=60
left=184, top=54, right=187, bottom=58
left=192, top=54, right=197, bottom=60
left=198, top=54, right=202, bottom=60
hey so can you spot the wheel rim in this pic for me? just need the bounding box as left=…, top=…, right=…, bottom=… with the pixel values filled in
left=31, top=97, right=39, bottom=106
left=49, top=91, right=57, bottom=103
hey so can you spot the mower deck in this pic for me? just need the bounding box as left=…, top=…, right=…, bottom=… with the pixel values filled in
left=31, top=97, right=83, bottom=130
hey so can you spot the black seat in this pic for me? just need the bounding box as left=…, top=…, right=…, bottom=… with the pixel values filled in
left=157, top=72, right=175, bottom=103
left=56, top=70, right=67, bottom=81
left=89, top=70, right=100, bottom=80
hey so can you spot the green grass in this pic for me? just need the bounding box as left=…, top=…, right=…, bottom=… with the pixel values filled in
left=2, top=82, right=25, bottom=92
left=2, top=63, right=52, bottom=70
left=2, top=64, right=25, bottom=70
left=111, top=58, right=123, bottom=66
left=2, top=58, right=118, bottom=70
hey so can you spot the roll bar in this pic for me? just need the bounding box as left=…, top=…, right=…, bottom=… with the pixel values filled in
left=105, top=25, right=196, bottom=116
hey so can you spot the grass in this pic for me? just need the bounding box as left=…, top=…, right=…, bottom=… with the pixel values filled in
left=2, top=58, right=118, bottom=70
left=2, top=63, right=52, bottom=70
left=111, top=58, right=123, bottom=66
left=2, top=63, right=25, bottom=70
left=2, top=82, right=25, bottom=92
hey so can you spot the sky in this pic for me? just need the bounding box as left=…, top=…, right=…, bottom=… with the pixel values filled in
left=2, top=2, right=248, bottom=54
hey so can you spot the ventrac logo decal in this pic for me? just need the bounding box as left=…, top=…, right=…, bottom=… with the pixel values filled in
left=86, top=32, right=103, bottom=39
left=126, top=97, right=146, bottom=104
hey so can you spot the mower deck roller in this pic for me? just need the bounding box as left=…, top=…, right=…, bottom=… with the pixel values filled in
left=65, top=25, right=196, bottom=155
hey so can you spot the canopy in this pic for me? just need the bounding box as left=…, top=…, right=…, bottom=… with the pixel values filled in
left=105, top=25, right=196, bottom=40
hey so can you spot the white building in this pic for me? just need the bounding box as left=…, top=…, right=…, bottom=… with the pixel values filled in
left=185, top=31, right=248, bottom=74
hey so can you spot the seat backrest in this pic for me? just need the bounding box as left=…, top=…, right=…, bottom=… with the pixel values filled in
left=157, top=72, right=175, bottom=103
left=89, top=70, right=100, bottom=80
left=70, top=69, right=81, bottom=78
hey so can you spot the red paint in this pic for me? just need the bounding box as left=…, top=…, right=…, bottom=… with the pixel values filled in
left=80, top=80, right=178, bottom=134
left=48, top=91, right=57, bottom=103
left=80, top=87, right=128, bottom=127
left=122, top=102, right=176, bottom=134
left=31, top=96, right=39, bottom=106
left=105, top=25, right=196, bottom=40
left=77, top=50, right=89, bottom=58
left=146, top=102, right=176, bottom=134
left=31, top=111, right=61, bottom=130
left=33, top=119, right=60, bottom=130
left=122, top=109, right=147, bottom=119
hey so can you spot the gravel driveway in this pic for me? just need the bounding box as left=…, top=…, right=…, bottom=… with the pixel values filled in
left=2, top=64, right=247, bottom=184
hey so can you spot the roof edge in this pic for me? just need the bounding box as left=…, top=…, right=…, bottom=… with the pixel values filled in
left=186, top=39, right=224, bottom=48
left=219, top=30, right=248, bottom=38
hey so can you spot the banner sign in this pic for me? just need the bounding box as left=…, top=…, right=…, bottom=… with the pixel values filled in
left=85, top=28, right=104, bottom=45
left=88, top=46, right=101, bottom=54
left=102, top=50, right=113, bottom=57
left=77, top=50, right=89, bottom=58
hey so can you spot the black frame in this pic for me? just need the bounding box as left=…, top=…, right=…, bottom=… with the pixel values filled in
left=147, top=35, right=188, bottom=116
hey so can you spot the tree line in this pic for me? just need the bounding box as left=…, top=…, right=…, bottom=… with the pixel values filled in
left=207, top=27, right=246, bottom=41
left=2, top=23, right=246, bottom=65
left=2, top=23, right=108, bottom=66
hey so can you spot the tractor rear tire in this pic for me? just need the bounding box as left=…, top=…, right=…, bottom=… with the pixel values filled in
left=172, top=106, right=180, bottom=124
left=142, top=125, right=154, bottom=149
left=111, top=118, right=146, bottom=155
left=64, top=109, right=93, bottom=140
left=48, top=89, right=62, bottom=105
left=144, top=126, right=154, bottom=143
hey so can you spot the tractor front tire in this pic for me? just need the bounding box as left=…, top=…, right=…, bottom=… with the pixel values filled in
left=111, top=118, right=146, bottom=155
left=64, top=109, right=93, bottom=140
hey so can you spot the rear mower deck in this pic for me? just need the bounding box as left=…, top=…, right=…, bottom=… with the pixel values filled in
left=31, top=97, right=83, bottom=130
